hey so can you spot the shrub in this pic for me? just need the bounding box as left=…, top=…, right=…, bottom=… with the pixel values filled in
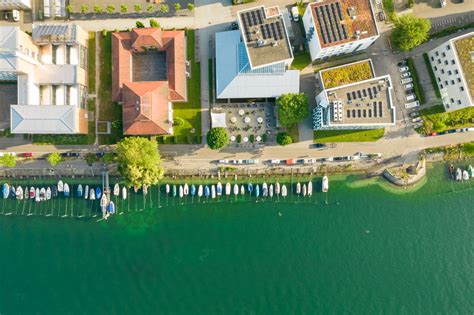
left=106, top=5, right=115, bottom=13
left=277, top=132, right=292, bottom=146
left=66, top=4, right=74, bottom=13
left=236, top=134, right=242, bottom=143
left=406, top=0, right=414, bottom=8
left=102, top=152, right=116, bottom=164
left=136, top=21, right=145, bottom=28
left=249, top=134, right=255, bottom=143
left=406, top=57, right=425, bottom=104
left=47, top=152, right=62, bottom=166
left=80, top=4, right=89, bottom=13
left=147, top=4, right=155, bottom=13
left=160, top=4, right=169, bottom=13
left=149, top=19, right=160, bottom=28
left=134, top=4, right=142, bottom=12
left=174, top=3, right=181, bottom=11
left=173, top=117, right=185, bottom=127
left=93, top=4, right=103, bottom=13
left=0, top=154, right=16, bottom=167
left=120, top=4, right=128, bottom=13
left=206, top=127, right=229, bottom=150
left=262, top=134, right=268, bottom=142
left=84, top=153, right=98, bottom=166
left=187, top=3, right=194, bottom=11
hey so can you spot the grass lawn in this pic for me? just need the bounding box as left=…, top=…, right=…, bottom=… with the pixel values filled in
left=287, top=124, right=299, bottom=143
left=313, top=129, right=385, bottom=142
left=88, top=32, right=96, bottom=92
left=419, top=105, right=474, bottom=134
left=290, top=51, right=312, bottom=70
left=158, top=29, right=202, bottom=145
left=97, top=31, right=123, bottom=145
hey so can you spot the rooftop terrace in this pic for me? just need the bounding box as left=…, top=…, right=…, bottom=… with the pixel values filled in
left=237, top=6, right=293, bottom=69
left=309, top=0, right=378, bottom=49
left=454, top=34, right=474, bottom=101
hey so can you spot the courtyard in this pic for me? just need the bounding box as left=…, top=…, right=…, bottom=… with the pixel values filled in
left=212, top=102, right=277, bottom=147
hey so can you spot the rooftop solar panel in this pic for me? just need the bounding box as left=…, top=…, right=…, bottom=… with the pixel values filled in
left=314, top=7, right=328, bottom=44
left=336, top=2, right=343, bottom=20
left=379, top=102, right=383, bottom=117
left=373, top=102, right=377, bottom=117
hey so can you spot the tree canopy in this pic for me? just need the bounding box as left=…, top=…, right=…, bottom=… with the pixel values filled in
left=391, top=14, right=431, bottom=51
left=206, top=127, right=228, bottom=150
left=277, top=93, right=309, bottom=127
left=47, top=152, right=62, bottom=166
left=276, top=132, right=293, bottom=146
left=116, top=137, right=164, bottom=188
left=0, top=154, right=16, bottom=167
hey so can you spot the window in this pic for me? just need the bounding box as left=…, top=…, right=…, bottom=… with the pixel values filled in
left=442, top=52, right=446, bottom=57
left=455, top=70, right=459, bottom=74
left=451, top=80, right=455, bottom=85
left=441, top=69, right=445, bottom=74
left=450, top=98, right=454, bottom=103
left=445, top=80, right=448, bottom=85
left=447, top=70, right=452, bottom=75
left=457, top=78, right=461, bottom=83
left=434, top=66, right=438, bottom=71
left=431, top=56, right=434, bottom=61
left=440, top=84, right=443, bottom=89
left=460, top=86, right=464, bottom=92
left=457, top=100, right=462, bottom=105
left=446, top=45, right=451, bottom=50
left=435, top=51, right=439, bottom=56
left=444, top=60, right=449, bottom=65
left=437, top=77, right=441, bottom=82
left=451, top=60, right=455, bottom=65
left=438, top=59, right=441, bottom=64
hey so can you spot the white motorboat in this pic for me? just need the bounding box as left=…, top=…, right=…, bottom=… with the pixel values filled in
left=63, top=183, right=70, bottom=197
left=179, top=185, right=184, bottom=198
left=211, top=185, right=216, bottom=199
left=16, top=186, right=23, bottom=200
left=322, top=176, right=329, bottom=192
left=225, top=183, right=231, bottom=196
left=46, top=187, right=51, bottom=200
left=308, top=181, right=313, bottom=196
left=217, top=182, right=223, bottom=196
left=281, top=185, right=287, bottom=197
left=198, top=185, right=203, bottom=197
left=302, top=184, right=307, bottom=197
left=233, top=184, right=239, bottom=196
left=296, top=182, right=301, bottom=194
left=240, top=185, right=245, bottom=195
left=142, top=185, right=148, bottom=195
left=122, top=187, right=127, bottom=200
left=40, top=187, right=46, bottom=201
left=165, top=184, right=170, bottom=194
left=100, top=194, right=107, bottom=208
left=463, top=170, right=469, bottom=181
left=113, top=183, right=120, bottom=196
left=275, top=182, right=280, bottom=196
left=269, top=184, right=274, bottom=198
left=35, top=188, right=40, bottom=202
left=84, top=185, right=89, bottom=199
left=57, top=180, right=64, bottom=192
left=262, top=183, right=268, bottom=197
left=90, top=188, right=96, bottom=200
left=184, top=184, right=189, bottom=196
left=456, top=168, right=462, bottom=181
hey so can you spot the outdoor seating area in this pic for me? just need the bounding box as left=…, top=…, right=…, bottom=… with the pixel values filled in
left=213, top=103, right=276, bottom=146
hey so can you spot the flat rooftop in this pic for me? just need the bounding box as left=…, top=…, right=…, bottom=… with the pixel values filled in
left=309, top=0, right=378, bottom=49
left=238, top=6, right=293, bottom=68
left=453, top=34, right=474, bottom=102
left=326, top=76, right=394, bottom=125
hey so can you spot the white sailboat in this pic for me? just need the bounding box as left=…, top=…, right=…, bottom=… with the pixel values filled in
left=122, top=187, right=127, bottom=200
left=275, top=182, right=280, bottom=196
left=113, top=183, right=120, bottom=196
left=166, top=184, right=170, bottom=194
left=184, top=184, right=189, bottom=196
left=211, top=185, right=216, bottom=199
left=46, top=187, right=51, bottom=200
left=84, top=185, right=89, bottom=200
left=225, top=183, right=231, bottom=196
left=57, top=180, right=64, bottom=192
left=322, top=176, right=329, bottom=192
left=233, top=184, right=239, bottom=196
left=269, top=184, right=274, bottom=198
left=308, top=181, right=313, bottom=196
left=296, top=182, right=301, bottom=194
left=198, top=185, right=203, bottom=197
left=90, top=188, right=96, bottom=200
left=281, top=185, right=287, bottom=197
left=35, top=188, right=40, bottom=202
left=302, top=184, right=307, bottom=197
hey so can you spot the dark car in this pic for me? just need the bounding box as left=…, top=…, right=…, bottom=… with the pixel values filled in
left=311, top=143, right=327, bottom=149
left=397, top=60, right=407, bottom=67
left=61, top=152, right=81, bottom=158
left=405, top=89, right=415, bottom=95
left=230, top=22, right=239, bottom=30
left=95, top=152, right=106, bottom=158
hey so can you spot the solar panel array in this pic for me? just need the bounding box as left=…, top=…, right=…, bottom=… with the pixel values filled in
left=313, top=1, right=348, bottom=45
left=240, top=8, right=286, bottom=44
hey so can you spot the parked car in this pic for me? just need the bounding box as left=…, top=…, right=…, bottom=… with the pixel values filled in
left=270, top=159, right=281, bottom=164
left=229, top=159, right=242, bottom=165
left=218, top=159, right=229, bottom=164
left=401, top=78, right=413, bottom=84
left=378, top=11, right=385, bottom=21
left=397, top=60, right=407, bottom=67
left=291, top=6, right=299, bottom=21
left=405, top=89, right=414, bottom=95
left=304, top=158, right=318, bottom=164
left=405, top=101, right=420, bottom=109
left=311, top=143, right=327, bottom=149
left=243, top=159, right=259, bottom=164
left=61, top=152, right=81, bottom=158
left=21, top=152, right=33, bottom=157
left=285, top=159, right=296, bottom=165
left=404, top=83, right=414, bottom=90
left=399, top=66, right=409, bottom=72
left=412, top=117, right=422, bottom=123
left=321, top=157, right=334, bottom=162
left=400, top=72, right=411, bottom=79
left=0, top=152, right=16, bottom=157
left=405, top=94, right=416, bottom=102
left=409, top=111, right=419, bottom=118
left=440, top=0, right=446, bottom=6
left=95, top=152, right=105, bottom=158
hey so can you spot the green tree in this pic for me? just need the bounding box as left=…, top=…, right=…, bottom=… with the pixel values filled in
left=276, top=93, right=309, bottom=127
left=106, top=4, right=115, bottom=13
left=160, top=4, right=169, bottom=13
left=47, top=152, right=63, bottom=167
left=149, top=19, right=160, bottom=28
left=136, top=21, right=145, bottom=28
left=174, top=3, right=181, bottom=11
left=206, top=127, right=228, bottom=150
left=134, top=4, right=142, bottom=13
left=66, top=4, right=74, bottom=13
left=391, top=14, right=431, bottom=51
left=116, top=137, right=164, bottom=188
left=187, top=3, right=194, bottom=11
left=276, top=132, right=293, bottom=146
left=0, top=154, right=16, bottom=167
left=93, top=4, right=103, bottom=13
left=120, top=4, right=128, bottom=13
left=80, top=4, right=89, bottom=13
left=147, top=4, right=155, bottom=13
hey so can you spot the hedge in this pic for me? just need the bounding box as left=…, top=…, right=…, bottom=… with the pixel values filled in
left=406, top=57, right=425, bottom=104
left=423, top=53, right=441, bottom=98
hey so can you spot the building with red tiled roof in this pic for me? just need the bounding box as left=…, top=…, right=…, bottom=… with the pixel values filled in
left=112, top=28, right=187, bottom=135
left=302, top=0, right=379, bottom=61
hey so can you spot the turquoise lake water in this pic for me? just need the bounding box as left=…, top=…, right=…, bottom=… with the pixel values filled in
left=0, top=164, right=473, bottom=314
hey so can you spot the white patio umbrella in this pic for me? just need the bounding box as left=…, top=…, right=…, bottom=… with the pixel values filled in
left=243, top=137, right=249, bottom=143
left=230, top=116, right=237, bottom=123
left=230, top=136, right=236, bottom=142
left=257, top=117, right=263, bottom=124
left=244, top=116, right=251, bottom=124
left=256, top=136, right=262, bottom=142
left=238, top=109, right=245, bottom=116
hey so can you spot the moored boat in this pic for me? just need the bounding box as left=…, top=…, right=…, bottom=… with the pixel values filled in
left=468, top=165, right=473, bottom=178
left=204, top=185, right=210, bottom=198
left=10, top=186, right=15, bottom=198
left=52, top=186, right=58, bottom=197
left=456, top=168, right=462, bottom=181
left=296, top=182, right=301, bottom=195
left=449, top=164, right=455, bottom=179
left=211, top=185, right=216, bottom=199
left=198, top=185, right=203, bottom=197
left=40, top=187, right=46, bottom=201
left=191, top=184, right=196, bottom=196
left=2, top=183, right=9, bottom=199
left=84, top=185, right=89, bottom=200
left=100, top=194, right=107, bottom=209
left=89, top=188, right=95, bottom=200
left=216, top=182, right=222, bottom=196
left=57, top=180, right=64, bottom=192
left=302, top=184, right=307, bottom=197
left=255, top=184, right=260, bottom=198
left=108, top=201, right=115, bottom=214
left=173, top=185, right=177, bottom=197
left=29, top=186, right=35, bottom=199
left=24, top=186, right=29, bottom=199
left=64, top=183, right=70, bottom=197
left=122, top=187, right=127, bottom=200
left=322, top=176, right=329, bottom=192
left=35, top=188, right=40, bottom=202
left=225, top=183, right=231, bottom=196
left=179, top=185, right=184, bottom=198
left=77, top=184, right=83, bottom=198
left=462, top=170, right=469, bottom=181
left=184, top=184, right=189, bottom=196
left=240, top=185, right=245, bottom=195
left=233, top=184, right=239, bottom=196
left=143, top=184, right=148, bottom=195
left=46, top=187, right=51, bottom=200
left=275, top=182, right=280, bottom=196
left=16, top=186, right=23, bottom=200
left=281, top=185, right=287, bottom=197
left=95, top=187, right=101, bottom=199
left=262, top=183, right=268, bottom=197
left=166, top=184, right=170, bottom=194
left=308, top=181, right=313, bottom=196
left=247, top=183, right=253, bottom=194
left=113, top=183, right=120, bottom=196
left=269, top=184, right=274, bottom=198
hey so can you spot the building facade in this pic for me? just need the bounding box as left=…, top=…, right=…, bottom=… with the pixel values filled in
left=302, top=0, right=379, bottom=61
left=0, top=24, right=89, bottom=134
left=427, top=32, right=473, bottom=112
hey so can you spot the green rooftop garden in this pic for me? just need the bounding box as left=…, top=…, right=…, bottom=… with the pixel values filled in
left=454, top=36, right=474, bottom=101
left=320, top=60, right=373, bottom=89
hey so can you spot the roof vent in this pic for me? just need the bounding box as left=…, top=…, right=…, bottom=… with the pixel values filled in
left=271, top=41, right=278, bottom=47
left=348, top=7, right=358, bottom=19
left=256, top=39, right=265, bottom=47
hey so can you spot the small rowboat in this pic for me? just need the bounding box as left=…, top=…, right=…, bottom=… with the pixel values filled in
left=122, top=187, right=127, bottom=200
left=225, top=183, right=231, bottom=196
left=240, top=185, right=245, bottom=195
left=302, top=184, right=307, bottom=197
left=322, top=176, right=329, bottom=192
left=247, top=183, right=253, bottom=194
left=24, top=186, right=29, bottom=200
left=52, top=186, right=58, bottom=197
left=108, top=201, right=115, bottom=214
left=95, top=187, right=102, bottom=199
left=46, top=187, right=51, bottom=200
left=10, top=186, right=15, bottom=199
left=172, top=185, right=177, bottom=197
left=233, top=184, right=239, bottom=196
left=281, top=185, right=287, bottom=197
left=35, top=188, right=40, bottom=202
left=29, top=187, right=35, bottom=199
left=40, top=187, right=46, bottom=201
left=296, top=182, right=301, bottom=195
left=57, top=180, right=64, bottom=192
left=64, top=183, right=70, bottom=197
left=16, top=186, right=23, bottom=200
left=308, top=182, right=313, bottom=196
left=113, top=183, right=120, bottom=196
left=165, top=184, right=170, bottom=194
left=211, top=185, right=216, bottom=199
left=89, top=188, right=95, bottom=200
left=184, top=184, right=189, bottom=196
left=262, top=183, right=268, bottom=197
left=77, top=184, right=83, bottom=198
left=269, top=184, right=274, bottom=198
left=179, top=185, right=184, bottom=198
left=216, top=182, right=222, bottom=196
left=100, top=194, right=107, bottom=208
left=2, top=183, right=9, bottom=199
left=84, top=185, right=89, bottom=200
left=204, top=186, right=210, bottom=198
left=198, top=185, right=203, bottom=197
left=191, top=184, right=196, bottom=196
left=275, top=182, right=280, bottom=196
left=255, top=184, right=260, bottom=198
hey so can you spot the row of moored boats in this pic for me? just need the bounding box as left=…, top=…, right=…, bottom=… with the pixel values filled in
left=450, top=164, right=473, bottom=181
left=165, top=176, right=329, bottom=199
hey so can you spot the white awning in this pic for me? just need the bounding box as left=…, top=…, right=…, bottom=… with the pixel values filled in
left=211, top=112, right=227, bottom=128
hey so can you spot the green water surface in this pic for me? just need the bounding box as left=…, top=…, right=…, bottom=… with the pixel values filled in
left=0, top=164, right=473, bottom=314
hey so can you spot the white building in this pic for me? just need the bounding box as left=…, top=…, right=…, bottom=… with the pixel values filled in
left=313, top=59, right=395, bottom=130
left=0, top=24, right=89, bottom=134
left=427, top=32, right=473, bottom=112
left=215, top=5, right=299, bottom=100
left=302, top=0, right=379, bottom=61
left=0, top=0, right=31, bottom=10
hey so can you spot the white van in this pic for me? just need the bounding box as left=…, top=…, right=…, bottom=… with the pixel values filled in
left=405, top=94, right=416, bottom=102
left=405, top=101, right=420, bottom=109
left=291, top=6, right=299, bottom=21
left=401, top=78, right=413, bottom=84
